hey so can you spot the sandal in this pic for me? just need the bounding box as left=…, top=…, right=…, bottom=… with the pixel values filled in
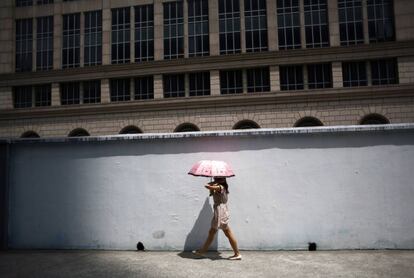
left=228, top=254, right=242, bottom=260
left=192, top=250, right=206, bottom=258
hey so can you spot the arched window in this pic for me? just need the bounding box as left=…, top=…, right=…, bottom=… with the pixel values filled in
left=294, top=117, right=323, bottom=127
left=174, top=123, right=200, bottom=132
left=233, top=120, right=260, bottom=130
left=360, top=114, right=390, bottom=125
left=119, top=125, right=143, bottom=134
left=68, top=128, right=90, bottom=137
left=21, top=131, right=40, bottom=138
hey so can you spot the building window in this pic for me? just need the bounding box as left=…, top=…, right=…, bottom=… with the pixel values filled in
left=304, top=0, right=329, bottom=48
left=294, top=117, right=323, bottom=127
left=370, top=59, right=398, bottom=85
left=360, top=113, right=389, bottom=125
left=21, top=131, right=40, bottom=138
left=277, top=0, right=301, bottom=50
left=110, top=78, right=131, bottom=102
left=16, top=18, right=33, bottom=72
left=233, top=120, right=260, bottom=129
left=163, top=74, right=185, bottom=98
left=189, top=71, right=210, bottom=96
left=245, top=0, right=267, bottom=52
left=342, top=61, right=367, bottom=87
left=220, top=70, right=243, bottom=94
left=338, top=0, right=364, bottom=46
left=219, top=0, right=241, bottom=54
left=367, top=0, right=395, bottom=43
left=68, top=128, right=90, bottom=137
left=36, top=0, right=53, bottom=4
left=135, top=76, right=154, bottom=99
left=246, top=67, right=270, bottom=92
left=120, top=125, right=143, bottom=134
left=16, top=0, right=33, bottom=7
left=36, top=16, right=53, bottom=71
left=13, top=86, right=32, bottom=108
left=62, top=13, right=80, bottom=68
left=174, top=123, right=200, bottom=132
left=188, top=0, right=209, bottom=57
left=135, top=5, right=154, bottom=62
left=34, top=84, right=51, bottom=106
left=60, top=82, right=80, bottom=105
left=84, top=11, right=102, bottom=66
left=307, top=63, right=332, bottom=89
left=164, top=1, right=184, bottom=59
left=112, top=7, right=131, bottom=64
left=83, top=80, right=101, bottom=103
left=280, top=65, right=304, bottom=90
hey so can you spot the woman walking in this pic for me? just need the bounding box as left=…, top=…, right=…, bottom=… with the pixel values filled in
left=193, top=177, right=242, bottom=260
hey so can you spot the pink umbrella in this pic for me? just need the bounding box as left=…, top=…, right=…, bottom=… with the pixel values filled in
left=188, top=160, right=235, bottom=178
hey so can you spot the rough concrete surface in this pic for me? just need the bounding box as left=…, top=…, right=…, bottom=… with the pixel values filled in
left=1, top=250, right=414, bottom=278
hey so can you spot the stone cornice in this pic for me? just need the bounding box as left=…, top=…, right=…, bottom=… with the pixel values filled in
left=1, top=84, right=413, bottom=121
left=1, top=41, right=414, bottom=86
left=1, top=123, right=413, bottom=144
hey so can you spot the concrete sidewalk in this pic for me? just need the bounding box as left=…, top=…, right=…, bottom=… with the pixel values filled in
left=1, top=250, right=414, bottom=278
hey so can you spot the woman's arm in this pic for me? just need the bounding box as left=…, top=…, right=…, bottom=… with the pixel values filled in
left=205, top=182, right=221, bottom=190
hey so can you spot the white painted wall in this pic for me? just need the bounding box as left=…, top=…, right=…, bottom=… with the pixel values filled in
left=7, top=126, right=414, bottom=250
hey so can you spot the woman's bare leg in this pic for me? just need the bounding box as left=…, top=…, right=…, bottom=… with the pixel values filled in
left=198, top=228, right=217, bottom=253
left=223, top=227, right=240, bottom=256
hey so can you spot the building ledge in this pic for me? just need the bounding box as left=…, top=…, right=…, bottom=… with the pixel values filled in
left=0, top=84, right=413, bottom=120
left=1, top=123, right=413, bottom=144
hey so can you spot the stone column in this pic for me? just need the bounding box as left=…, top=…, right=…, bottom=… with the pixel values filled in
left=32, top=18, right=37, bottom=71
left=299, top=0, right=306, bottom=48
left=130, top=77, right=135, bottom=100
left=102, top=3, right=111, bottom=65
left=80, top=12, right=85, bottom=67
left=130, top=6, right=135, bottom=62
left=366, top=61, right=372, bottom=86
left=303, top=65, right=309, bottom=90
left=362, top=0, right=369, bottom=44
left=328, top=0, right=340, bottom=47
left=183, top=0, right=189, bottom=58
left=154, top=0, right=164, bottom=60
left=210, top=70, right=220, bottom=95
left=51, top=83, right=60, bottom=106
left=154, top=74, right=163, bottom=99
left=185, top=73, right=190, bottom=97
left=53, top=2, right=63, bottom=69
left=242, top=69, right=247, bottom=93
left=332, top=62, right=343, bottom=88
left=0, top=87, right=13, bottom=110
left=209, top=0, right=219, bottom=56
left=240, top=0, right=246, bottom=53
left=0, top=0, right=13, bottom=74
left=101, top=79, right=111, bottom=103
left=269, top=66, right=280, bottom=92
left=266, top=0, right=278, bottom=51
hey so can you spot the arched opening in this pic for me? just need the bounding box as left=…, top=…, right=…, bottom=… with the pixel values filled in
left=294, top=117, right=323, bottom=127
left=360, top=113, right=390, bottom=125
left=119, top=125, right=143, bottom=134
left=233, top=120, right=260, bottom=130
left=68, top=128, right=90, bottom=137
left=20, top=131, right=40, bottom=138
left=174, top=123, right=200, bottom=132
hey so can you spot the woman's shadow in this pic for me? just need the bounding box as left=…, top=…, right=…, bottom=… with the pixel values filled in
left=177, top=197, right=224, bottom=260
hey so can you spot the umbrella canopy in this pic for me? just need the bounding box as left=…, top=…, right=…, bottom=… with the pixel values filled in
left=188, top=160, right=235, bottom=178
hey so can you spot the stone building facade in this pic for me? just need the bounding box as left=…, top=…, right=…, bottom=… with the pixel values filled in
left=0, top=0, right=414, bottom=138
